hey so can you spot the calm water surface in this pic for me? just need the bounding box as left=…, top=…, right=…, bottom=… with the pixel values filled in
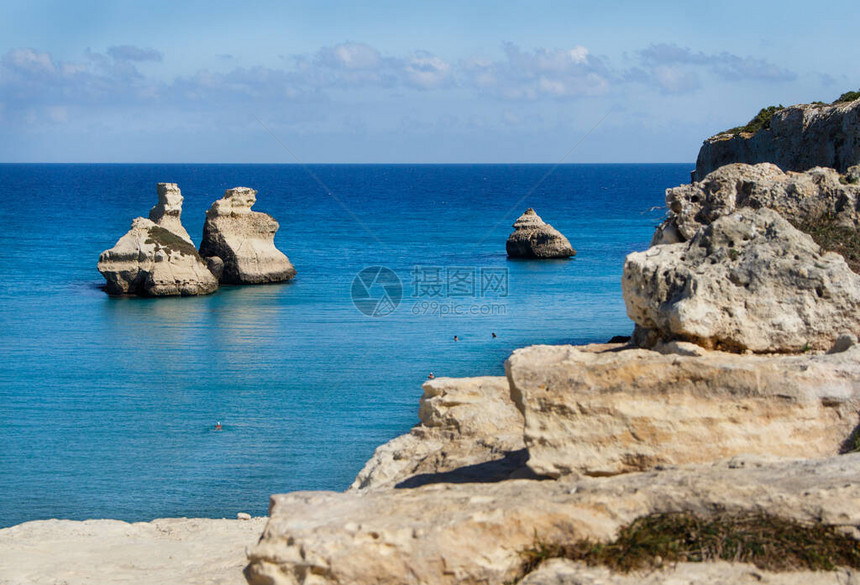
left=0, top=163, right=690, bottom=527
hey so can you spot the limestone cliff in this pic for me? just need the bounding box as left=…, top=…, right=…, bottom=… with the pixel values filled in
left=626, top=208, right=860, bottom=353
left=694, top=98, right=860, bottom=181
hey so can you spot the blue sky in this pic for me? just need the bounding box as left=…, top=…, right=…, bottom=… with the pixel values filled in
left=0, top=0, right=857, bottom=163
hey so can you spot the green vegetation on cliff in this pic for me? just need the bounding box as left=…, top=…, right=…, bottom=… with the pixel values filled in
left=834, top=89, right=860, bottom=104
left=145, top=225, right=200, bottom=257
left=515, top=512, right=860, bottom=579
left=723, top=105, right=784, bottom=136
left=720, top=89, right=859, bottom=137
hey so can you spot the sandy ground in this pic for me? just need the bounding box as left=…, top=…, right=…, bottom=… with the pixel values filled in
left=0, top=517, right=268, bottom=585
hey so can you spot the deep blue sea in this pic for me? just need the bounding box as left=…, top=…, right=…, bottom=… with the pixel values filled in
left=0, top=163, right=690, bottom=528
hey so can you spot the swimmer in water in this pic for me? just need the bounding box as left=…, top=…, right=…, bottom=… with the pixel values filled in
left=428, top=372, right=435, bottom=379
left=492, top=332, right=497, bottom=338
left=215, top=421, right=222, bottom=431
left=453, top=335, right=459, bottom=342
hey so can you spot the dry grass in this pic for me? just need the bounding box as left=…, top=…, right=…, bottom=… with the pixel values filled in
left=790, top=215, right=860, bottom=274
left=516, top=512, right=860, bottom=579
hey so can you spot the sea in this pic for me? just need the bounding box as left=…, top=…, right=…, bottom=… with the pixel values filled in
left=0, top=163, right=690, bottom=528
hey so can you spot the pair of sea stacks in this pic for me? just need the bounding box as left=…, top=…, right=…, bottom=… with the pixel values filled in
left=506, top=208, right=575, bottom=258
left=97, top=183, right=295, bottom=296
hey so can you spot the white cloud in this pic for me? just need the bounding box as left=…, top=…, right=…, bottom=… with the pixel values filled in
left=3, top=48, right=56, bottom=74
left=462, top=42, right=610, bottom=100
left=405, top=52, right=451, bottom=89
left=638, top=43, right=796, bottom=85
left=318, top=42, right=381, bottom=70
left=653, top=65, right=701, bottom=93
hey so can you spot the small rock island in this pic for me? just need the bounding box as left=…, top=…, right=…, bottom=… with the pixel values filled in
left=506, top=208, right=575, bottom=259
left=98, top=183, right=295, bottom=296
left=97, top=183, right=219, bottom=296
left=199, top=187, right=296, bottom=285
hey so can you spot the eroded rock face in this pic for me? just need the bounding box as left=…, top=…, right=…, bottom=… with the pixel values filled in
left=694, top=98, right=860, bottom=180
left=505, top=343, right=860, bottom=478
left=506, top=208, right=575, bottom=259
left=148, top=182, right=193, bottom=244
left=626, top=208, right=860, bottom=352
left=245, top=454, right=860, bottom=585
left=520, top=559, right=857, bottom=585
left=199, top=187, right=296, bottom=285
left=98, top=184, right=218, bottom=296
left=98, top=218, right=219, bottom=296
left=652, top=163, right=860, bottom=246
left=350, top=376, right=526, bottom=490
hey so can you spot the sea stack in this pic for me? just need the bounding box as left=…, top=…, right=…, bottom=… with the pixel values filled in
left=148, top=182, right=193, bottom=243
left=97, top=183, right=218, bottom=296
left=198, top=187, right=296, bottom=284
left=506, top=208, right=575, bottom=259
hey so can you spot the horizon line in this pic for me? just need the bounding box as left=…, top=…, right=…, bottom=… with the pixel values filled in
left=0, top=161, right=696, bottom=166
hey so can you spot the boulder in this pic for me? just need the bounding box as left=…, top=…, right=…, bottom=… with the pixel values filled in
left=245, top=453, right=860, bottom=585
left=199, top=187, right=296, bottom=284
left=350, top=376, right=526, bottom=491
left=625, top=208, right=860, bottom=352
left=98, top=184, right=218, bottom=297
left=694, top=98, right=860, bottom=180
left=506, top=208, right=575, bottom=259
left=652, top=163, right=860, bottom=246
left=505, top=343, right=860, bottom=478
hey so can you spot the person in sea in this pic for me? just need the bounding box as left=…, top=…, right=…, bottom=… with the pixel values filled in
left=215, top=421, right=222, bottom=431
left=453, top=335, right=459, bottom=342
left=428, top=372, right=435, bottom=379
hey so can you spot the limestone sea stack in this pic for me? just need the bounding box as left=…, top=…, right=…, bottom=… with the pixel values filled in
left=506, top=208, right=575, bottom=259
left=198, top=187, right=296, bottom=284
left=97, top=184, right=218, bottom=297
left=693, top=97, right=860, bottom=180
left=148, top=182, right=193, bottom=243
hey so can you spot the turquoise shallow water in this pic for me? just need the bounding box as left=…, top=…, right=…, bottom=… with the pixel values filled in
left=0, top=163, right=690, bottom=527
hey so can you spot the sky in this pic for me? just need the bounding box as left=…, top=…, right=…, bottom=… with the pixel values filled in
left=0, top=0, right=858, bottom=163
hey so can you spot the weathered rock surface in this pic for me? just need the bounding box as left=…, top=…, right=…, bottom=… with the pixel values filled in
left=694, top=98, right=860, bottom=180
left=245, top=453, right=860, bottom=585
left=506, top=208, right=575, bottom=259
left=653, top=163, right=860, bottom=246
left=148, top=182, right=193, bottom=243
left=625, top=208, right=860, bottom=352
left=520, top=559, right=858, bottom=585
left=506, top=342, right=860, bottom=478
left=98, top=217, right=218, bottom=296
left=350, top=376, right=526, bottom=490
left=199, top=187, right=295, bottom=284
left=0, top=516, right=267, bottom=585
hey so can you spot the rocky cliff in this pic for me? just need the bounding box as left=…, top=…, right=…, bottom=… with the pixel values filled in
left=247, top=336, right=860, bottom=584
left=626, top=208, right=860, bottom=352
left=694, top=98, right=860, bottom=180
left=653, top=163, right=860, bottom=247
